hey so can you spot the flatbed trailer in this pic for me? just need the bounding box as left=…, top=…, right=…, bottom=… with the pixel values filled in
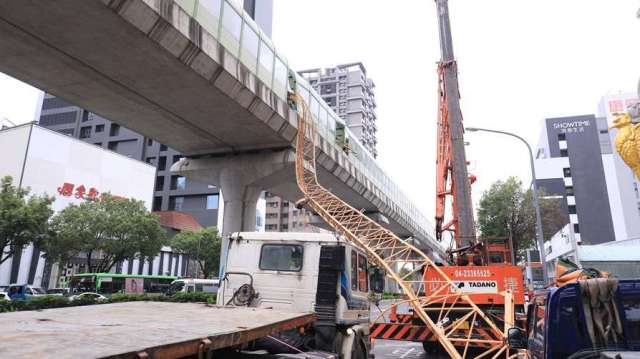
left=0, top=301, right=315, bottom=358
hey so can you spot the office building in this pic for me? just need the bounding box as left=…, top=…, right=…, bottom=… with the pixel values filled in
left=299, top=62, right=378, bottom=157
left=38, top=94, right=221, bottom=228
left=0, top=123, right=192, bottom=288
left=264, top=63, right=379, bottom=233
left=264, top=192, right=325, bottom=233
left=535, top=93, right=640, bottom=276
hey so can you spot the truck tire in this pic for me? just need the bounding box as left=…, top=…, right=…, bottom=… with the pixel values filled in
left=422, top=341, right=444, bottom=356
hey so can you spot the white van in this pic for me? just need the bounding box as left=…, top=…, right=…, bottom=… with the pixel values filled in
left=167, top=278, right=219, bottom=295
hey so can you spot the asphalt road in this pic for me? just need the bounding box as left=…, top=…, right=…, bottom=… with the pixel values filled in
left=373, top=339, right=427, bottom=359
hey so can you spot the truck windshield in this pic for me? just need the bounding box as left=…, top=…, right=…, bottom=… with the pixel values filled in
left=29, top=287, right=46, bottom=295
left=167, top=281, right=185, bottom=295
left=623, top=297, right=640, bottom=347
left=259, top=244, right=303, bottom=271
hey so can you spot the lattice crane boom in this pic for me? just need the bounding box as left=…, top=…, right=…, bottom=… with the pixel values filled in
left=289, top=92, right=515, bottom=358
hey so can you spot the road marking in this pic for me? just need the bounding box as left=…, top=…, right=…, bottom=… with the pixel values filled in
left=400, top=348, right=415, bottom=358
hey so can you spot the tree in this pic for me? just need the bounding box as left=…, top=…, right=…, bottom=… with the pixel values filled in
left=0, top=176, right=54, bottom=264
left=476, top=177, right=567, bottom=262
left=43, top=194, right=167, bottom=272
left=170, top=227, right=221, bottom=278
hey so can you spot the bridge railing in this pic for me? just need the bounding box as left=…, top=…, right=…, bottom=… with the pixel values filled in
left=175, top=0, right=436, bottom=242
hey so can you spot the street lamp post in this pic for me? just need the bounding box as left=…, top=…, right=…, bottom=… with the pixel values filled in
left=465, top=127, right=549, bottom=284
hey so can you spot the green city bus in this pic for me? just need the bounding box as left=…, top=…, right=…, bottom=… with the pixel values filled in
left=68, top=273, right=177, bottom=295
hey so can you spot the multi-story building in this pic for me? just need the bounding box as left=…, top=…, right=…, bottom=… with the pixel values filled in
left=38, top=94, right=220, bottom=228
left=534, top=93, right=640, bottom=276
left=264, top=192, right=323, bottom=233
left=299, top=62, right=378, bottom=157
left=0, top=123, right=193, bottom=288
left=264, top=63, right=379, bottom=233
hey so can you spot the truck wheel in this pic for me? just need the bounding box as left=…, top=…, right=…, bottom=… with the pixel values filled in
left=422, top=341, right=442, bottom=355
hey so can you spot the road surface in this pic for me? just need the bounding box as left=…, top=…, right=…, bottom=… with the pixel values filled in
left=373, top=340, right=426, bottom=359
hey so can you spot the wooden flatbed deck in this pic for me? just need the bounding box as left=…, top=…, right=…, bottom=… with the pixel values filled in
left=0, top=301, right=315, bottom=358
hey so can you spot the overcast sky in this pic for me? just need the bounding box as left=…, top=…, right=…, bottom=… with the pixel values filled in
left=1, top=1, right=639, bottom=222
left=272, top=0, right=640, bottom=217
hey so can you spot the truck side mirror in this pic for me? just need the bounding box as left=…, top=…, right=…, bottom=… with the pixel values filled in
left=371, top=268, right=385, bottom=294
left=507, top=327, right=527, bottom=349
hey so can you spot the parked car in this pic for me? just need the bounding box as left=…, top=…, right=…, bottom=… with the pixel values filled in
left=69, top=292, right=108, bottom=303
left=7, top=284, right=47, bottom=301
left=46, top=288, right=69, bottom=296
left=0, top=291, right=10, bottom=302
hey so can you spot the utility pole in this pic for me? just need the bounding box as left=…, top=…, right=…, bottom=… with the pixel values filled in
left=435, top=0, right=476, bottom=246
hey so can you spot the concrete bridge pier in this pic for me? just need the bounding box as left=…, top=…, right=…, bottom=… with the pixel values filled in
left=173, top=150, right=295, bottom=274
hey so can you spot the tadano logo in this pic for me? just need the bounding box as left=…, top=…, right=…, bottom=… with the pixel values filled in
left=451, top=280, right=498, bottom=294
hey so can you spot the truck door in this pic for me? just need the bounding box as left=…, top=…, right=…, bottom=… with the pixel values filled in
left=527, top=297, right=546, bottom=358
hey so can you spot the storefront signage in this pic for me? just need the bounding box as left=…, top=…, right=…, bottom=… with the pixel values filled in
left=553, top=120, right=590, bottom=134
left=57, top=182, right=125, bottom=201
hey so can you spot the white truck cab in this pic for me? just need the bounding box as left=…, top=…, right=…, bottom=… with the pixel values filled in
left=219, top=232, right=381, bottom=358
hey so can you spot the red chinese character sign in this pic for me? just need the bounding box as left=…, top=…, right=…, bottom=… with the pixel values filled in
left=74, top=185, right=86, bottom=199
left=56, top=182, right=123, bottom=202
left=57, top=182, right=74, bottom=197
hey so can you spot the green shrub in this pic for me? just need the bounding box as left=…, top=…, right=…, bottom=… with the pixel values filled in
left=0, top=291, right=217, bottom=313
left=109, top=293, right=160, bottom=303
left=169, top=291, right=215, bottom=303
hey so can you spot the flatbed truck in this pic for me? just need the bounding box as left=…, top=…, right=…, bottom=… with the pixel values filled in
left=0, top=231, right=379, bottom=358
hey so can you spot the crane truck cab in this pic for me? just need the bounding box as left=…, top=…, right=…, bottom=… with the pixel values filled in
left=507, top=278, right=640, bottom=358
left=218, top=231, right=382, bottom=358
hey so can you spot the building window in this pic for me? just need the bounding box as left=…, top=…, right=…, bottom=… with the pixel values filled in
left=560, top=149, right=568, bottom=157
left=170, top=175, right=186, bottom=190
left=169, top=196, right=184, bottom=211
left=573, top=223, right=580, bottom=234
left=158, top=156, right=167, bottom=171
left=173, top=155, right=182, bottom=164
left=79, top=126, right=91, bottom=139
left=110, top=124, right=120, bottom=136
left=82, top=110, right=90, bottom=122
left=152, top=196, right=162, bottom=211
left=146, top=157, right=156, bottom=165
left=155, top=176, right=165, bottom=191
left=95, top=124, right=104, bottom=133
left=94, top=142, right=102, bottom=147
left=206, top=195, right=219, bottom=209
left=563, top=168, right=572, bottom=178
left=568, top=205, right=577, bottom=214
left=281, top=224, right=288, bottom=230
left=558, top=133, right=566, bottom=141
left=266, top=224, right=278, bottom=231
left=147, top=138, right=153, bottom=146
left=282, top=202, right=289, bottom=208
left=57, top=128, right=74, bottom=136
left=160, top=144, right=168, bottom=151
left=565, top=186, right=574, bottom=196
left=108, top=141, right=118, bottom=151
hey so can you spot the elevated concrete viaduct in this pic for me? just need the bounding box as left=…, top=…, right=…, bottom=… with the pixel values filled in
left=0, top=0, right=444, bottom=258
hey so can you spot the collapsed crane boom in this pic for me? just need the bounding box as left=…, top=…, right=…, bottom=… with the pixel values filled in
left=289, top=92, right=514, bottom=358
left=434, top=0, right=476, bottom=248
